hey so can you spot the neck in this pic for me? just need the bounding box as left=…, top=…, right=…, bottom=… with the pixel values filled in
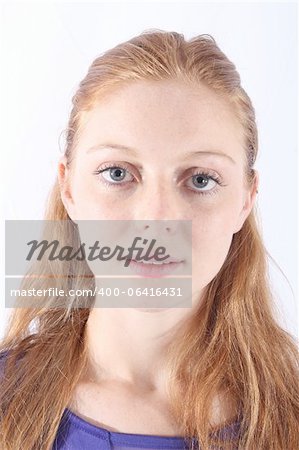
left=83, top=306, right=194, bottom=393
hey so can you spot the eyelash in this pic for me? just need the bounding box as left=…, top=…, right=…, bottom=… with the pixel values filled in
left=93, top=163, right=226, bottom=197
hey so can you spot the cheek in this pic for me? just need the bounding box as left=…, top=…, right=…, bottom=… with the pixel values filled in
left=71, top=172, right=128, bottom=220
left=191, top=206, right=238, bottom=288
left=193, top=205, right=237, bottom=243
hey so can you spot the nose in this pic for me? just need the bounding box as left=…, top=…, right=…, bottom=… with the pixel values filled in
left=132, top=183, right=186, bottom=237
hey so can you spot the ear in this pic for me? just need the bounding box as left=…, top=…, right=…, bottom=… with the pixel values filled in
left=233, top=170, right=259, bottom=234
left=57, top=156, right=77, bottom=223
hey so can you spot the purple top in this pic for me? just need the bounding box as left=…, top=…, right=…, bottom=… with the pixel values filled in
left=51, top=407, right=241, bottom=449
left=0, top=350, right=241, bottom=449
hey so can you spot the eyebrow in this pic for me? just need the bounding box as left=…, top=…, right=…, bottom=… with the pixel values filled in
left=86, top=143, right=236, bottom=165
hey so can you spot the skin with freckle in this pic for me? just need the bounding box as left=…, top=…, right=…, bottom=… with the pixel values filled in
left=60, top=79, right=256, bottom=310
left=58, top=79, right=257, bottom=434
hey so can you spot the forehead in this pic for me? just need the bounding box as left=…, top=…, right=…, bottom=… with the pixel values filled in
left=76, top=79, right=245, bottom=162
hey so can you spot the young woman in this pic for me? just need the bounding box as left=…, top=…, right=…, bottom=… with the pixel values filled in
left=1, top=30, right=298, bottom=450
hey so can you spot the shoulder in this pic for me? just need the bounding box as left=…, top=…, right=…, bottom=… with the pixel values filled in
left=210, top=389, right=240, bottom=428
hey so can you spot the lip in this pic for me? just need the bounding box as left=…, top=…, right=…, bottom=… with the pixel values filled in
left=127, top=259, right=184, bottom=278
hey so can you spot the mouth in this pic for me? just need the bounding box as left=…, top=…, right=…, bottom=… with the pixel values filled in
left=127, top=257, right=185, bottom=278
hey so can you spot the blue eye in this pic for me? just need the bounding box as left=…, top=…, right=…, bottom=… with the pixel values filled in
left=95, top=164, right=134, bottom=185
left=187, top=172, right=220, bottom=195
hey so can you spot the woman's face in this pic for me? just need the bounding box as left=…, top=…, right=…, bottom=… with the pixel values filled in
left=59, top=79, right=258, bottom=305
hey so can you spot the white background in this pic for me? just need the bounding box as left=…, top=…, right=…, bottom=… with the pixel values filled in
left=0, top=1, right=298, bottom=340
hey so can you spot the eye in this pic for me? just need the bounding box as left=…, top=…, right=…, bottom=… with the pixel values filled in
left=94, top=163, right=135, bottom=186
left=185, top=170, right=225, bottom=196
